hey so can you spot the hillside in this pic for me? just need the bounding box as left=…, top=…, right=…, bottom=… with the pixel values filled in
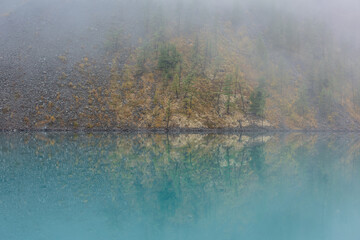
left=1, top=0, right=360, bottom=131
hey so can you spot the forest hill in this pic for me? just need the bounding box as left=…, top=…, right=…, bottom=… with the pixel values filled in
left=1, top=0, right=360, bottom=131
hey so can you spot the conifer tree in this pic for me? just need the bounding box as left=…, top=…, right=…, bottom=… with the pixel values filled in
left=250, top=79, right=266, bottom=117
left=224, top=75, right=233, bottom=114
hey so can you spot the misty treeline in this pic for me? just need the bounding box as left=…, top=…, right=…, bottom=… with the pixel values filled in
left=1, top=0, right=360, bottom=129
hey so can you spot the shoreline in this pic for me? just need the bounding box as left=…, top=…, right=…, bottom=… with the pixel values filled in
left=1, top=127, right=360, bottom=134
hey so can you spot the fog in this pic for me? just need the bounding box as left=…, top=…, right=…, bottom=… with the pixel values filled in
left=1, top=0, right=360, bottom=130
left=1, top=0, right=359, bottom=51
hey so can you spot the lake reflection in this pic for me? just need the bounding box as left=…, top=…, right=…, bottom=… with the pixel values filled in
left=1, top=132, right=360, bottom=240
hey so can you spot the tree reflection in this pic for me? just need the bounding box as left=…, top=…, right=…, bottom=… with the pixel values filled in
left=1, top=133, right=360, bottom=239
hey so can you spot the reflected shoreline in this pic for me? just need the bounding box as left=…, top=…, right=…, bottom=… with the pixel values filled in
left=1, top=132, right=360, bottom=239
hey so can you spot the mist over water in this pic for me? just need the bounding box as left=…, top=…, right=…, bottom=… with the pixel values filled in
left=1, top=133, right=360, bottom=239
left=2, top=1, right=360, bottom=238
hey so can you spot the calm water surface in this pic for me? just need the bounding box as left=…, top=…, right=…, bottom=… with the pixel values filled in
left=1, top=132, right=360, bottom=240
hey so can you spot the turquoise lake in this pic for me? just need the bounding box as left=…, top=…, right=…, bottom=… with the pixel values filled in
left=1, top=132, right=360, bottom=239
